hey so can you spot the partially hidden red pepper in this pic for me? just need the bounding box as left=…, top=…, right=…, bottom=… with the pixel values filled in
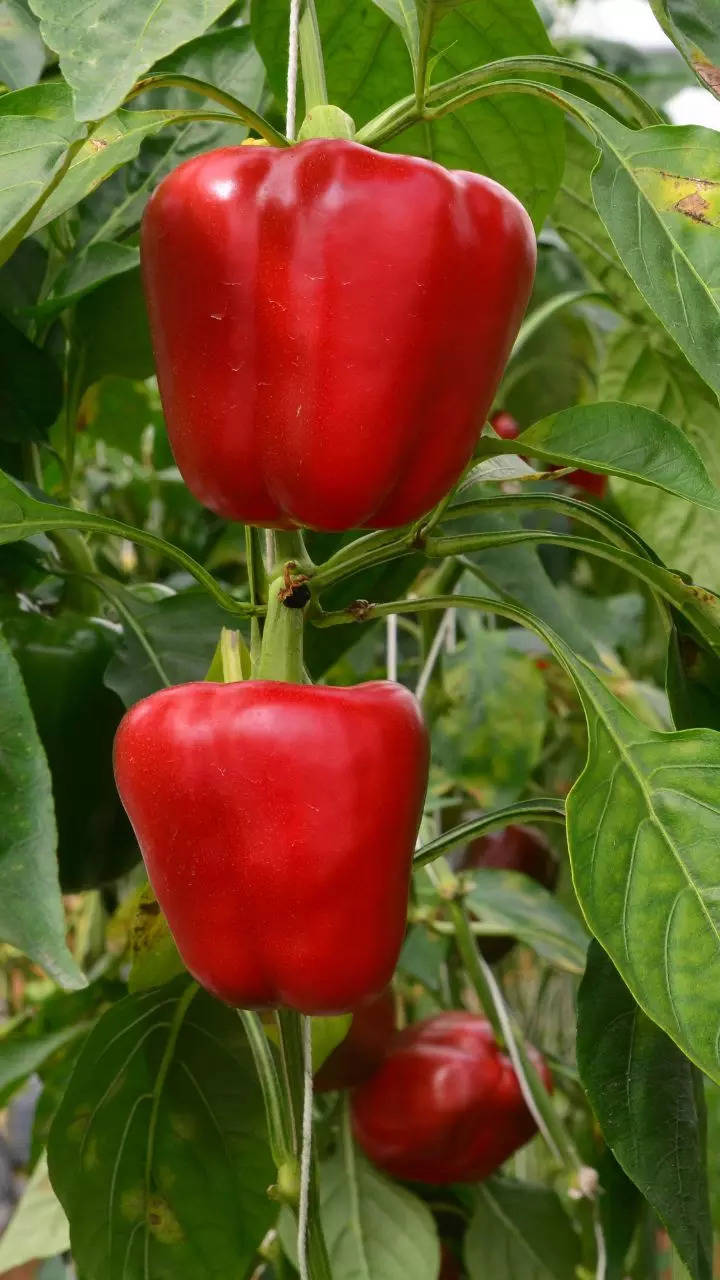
left=315, top=988, right=396, bottom=1092
left=490, top=410, right=608, bottom=497
left=351, top=1012, right=552, bottom=1183
left=459, top=824, right=558, bottom=962
left=141, top=140, right=536, bottom=532
left=113, top=680, right=428, bottom=1014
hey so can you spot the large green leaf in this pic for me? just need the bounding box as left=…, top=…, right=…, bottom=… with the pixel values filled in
left=0, top=0, right=45, bottom=89
left=563, top=642, right=720, bottom=1086
left=48, top=980, right=274, bottom=1280
left=252, top=0, right=564, bottom=228
left=577, top=942, right=712, bottom=1280
left=30, top=108, right=196, bottom=233
left=649, top=0, right=720, bottom=98
left=480, top=401, right=720, bottom=512
left=463, top=867, right=589, bottom=974
left=599, top=327, right=720, bottom=594
left=79, top=25, right=266, bottom=247
left=552, top=124, right=652, bottom=327
left=29, top=0, right=236, bottom=119
left=281, top=1119, right=440, bottom=1279
left=576, top=99, right=720, bottom=398
left=464, top=1177, right=580, bottom=1279
left=0, top=82, right=86, bottom=265
left=0, top=628, right=85, bottom=988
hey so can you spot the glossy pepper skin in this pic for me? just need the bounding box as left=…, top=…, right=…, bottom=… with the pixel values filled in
left=351, top=1012, right=552, bottom=1183
left=2, top=609, right=137, bottom=892
left=491, top=410, right=607, bottom=497
left=114, top=680, right=429, bottom=1014
left=315, top=988, right=396, bottom=1092
left=141, top=139, right=536, bottom=532
left=459, top=824, right=558, bottom=962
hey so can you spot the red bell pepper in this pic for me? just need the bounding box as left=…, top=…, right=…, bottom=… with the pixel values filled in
left=351, top=1012, right=552, bottom=1183
left=113, top=680, right=428, bottom=1014
left=315, top=988, right=396, bottom=1092
left=141, top=139, right=536, bottom=531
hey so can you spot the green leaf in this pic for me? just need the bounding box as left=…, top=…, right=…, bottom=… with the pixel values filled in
left=281, top=1124, right=441, bottom=1279
left=563, top=641, right=720, bottom=1086
left=29, top=0, right=236, bottom=119
left=552, top=124, right=653, bottom=328
left=0, top=1022, right=89, bottom=1107
left=253, top=0, right=564, bottom=229
left=31, top=108, right=202, bottom=234
left=25, top=242, right=140, bottom=318
left=463, top=867, right=589, bottom=974
left=0, top=0, right=45, bottom=89
left=500, top=402, right=720, bottom=512
left=599, top=327, right=720, bottom=594
left=0, top=627, right=85, bottom=989
left=576, top=99, right=720, bottom=398
left=48, top=980, right=274, bottom=1280
left=433, top=630, right=548, bottom=806
left=649, top=0, right=720, bottom=99
left=577, top=942, right=712, bottom=1280
left=79, top=25, right=266, bottom=247
left=371, top=0, right=419, bottom=65
left=464, top=1176, right=580, bottom=1279
left=0, top=311, right=62, bottom=441
left=0, top=82, right=86, bottom=265
left=103, top=585, right=245, bottom=706
left=0, top=1152, right=69, bottom=1270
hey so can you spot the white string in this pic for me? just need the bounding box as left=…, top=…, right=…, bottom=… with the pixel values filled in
left=297, top=1014, right=314, bottom=1280
left=386, top=613, right=398, bottom=682
left=415, top=609, right=452, bottom=703
left=286, top=0, right=302, bottom=140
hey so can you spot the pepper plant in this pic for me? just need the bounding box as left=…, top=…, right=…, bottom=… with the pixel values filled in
left=0, top=1, right=719, bottom=1278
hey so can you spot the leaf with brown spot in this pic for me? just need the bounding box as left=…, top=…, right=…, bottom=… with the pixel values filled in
left=48, top=979, right=273, bottom=1280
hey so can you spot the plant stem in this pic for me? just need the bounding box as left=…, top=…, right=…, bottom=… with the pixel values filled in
left=414, top=800, right=566, bottom=867
left=245, top=526, right=266, bottom=673
left=298, top=0, right=328, bottom=111
left=414, top=0, right=434, bottom=112
left=50, top=529, right=102, bottom=615
left=274, top=529, right=314, bottom=575
left=257, top=575, right=307, bottom=682
left=237, top=1010, right=295, bottom=1170
left=355, top=54, right=660, bottom=146
left=277, top=1010, right=332, bottom=1280
left=126, top=74, right=290, bottom=145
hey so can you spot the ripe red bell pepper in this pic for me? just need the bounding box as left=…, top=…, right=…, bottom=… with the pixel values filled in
left=315, top=988, right=396, bottom=1092
left=113, top=680, right=428, bottom=1014
left=459, top=824, right=558, bottom=962
left=142, top=140, right=536, bottom=532
left=490, top=410, right=607, bottom=497
left=351, top=1012, right=552, bottom=1183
